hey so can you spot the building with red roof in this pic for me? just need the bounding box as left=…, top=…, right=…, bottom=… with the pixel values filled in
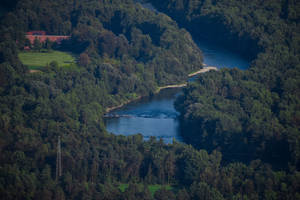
left=25, top=31, right=70, bottom=46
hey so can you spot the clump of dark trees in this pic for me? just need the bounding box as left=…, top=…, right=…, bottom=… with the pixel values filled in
left=161, top=0, right=300, bottom=167
left=0, top=0, right=300, bottom=199
left=157, top=0, right=300, bottom=196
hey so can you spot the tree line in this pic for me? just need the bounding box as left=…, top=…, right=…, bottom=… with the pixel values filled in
left=147, top=0, right=300, bottom=176
left=0, top=0, right=299, bottom=199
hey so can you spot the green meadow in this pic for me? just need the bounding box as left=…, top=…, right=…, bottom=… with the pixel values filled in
left=18, top=50, right=76, bottom=70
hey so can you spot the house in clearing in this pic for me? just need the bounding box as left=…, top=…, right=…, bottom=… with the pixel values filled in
left=25, top=31, right=70, bottom=49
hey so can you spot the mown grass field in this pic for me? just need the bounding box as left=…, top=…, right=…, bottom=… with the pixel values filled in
left=18, top=50, right=76, bottom=70
left=118, top=184, right=173, bottom=196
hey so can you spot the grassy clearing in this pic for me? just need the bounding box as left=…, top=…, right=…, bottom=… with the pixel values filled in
left=18, top=50, right=76, bottom=70
left=118, top=183, right=173, bottom=196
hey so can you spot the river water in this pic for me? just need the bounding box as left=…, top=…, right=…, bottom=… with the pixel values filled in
left=104, top=1, right=250, bottom=143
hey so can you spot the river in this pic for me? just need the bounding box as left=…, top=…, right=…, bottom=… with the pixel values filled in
left=104, top=1, right=250, bottom=143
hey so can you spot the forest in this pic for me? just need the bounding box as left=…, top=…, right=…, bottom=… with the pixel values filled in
left=0, top=0, right=300, bottom=199
left=155, top=0, right=300, bottom=167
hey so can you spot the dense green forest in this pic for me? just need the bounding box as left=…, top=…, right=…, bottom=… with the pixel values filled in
left=150, top=0, right=300, bottom=168
left=0, top=0, right=300, bottom=199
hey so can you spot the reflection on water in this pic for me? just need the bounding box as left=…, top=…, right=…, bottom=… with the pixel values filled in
left=197, top=40, right=249, bottom=69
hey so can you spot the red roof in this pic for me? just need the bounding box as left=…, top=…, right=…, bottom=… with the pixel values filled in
left=26, top=35, right=70, bottom=44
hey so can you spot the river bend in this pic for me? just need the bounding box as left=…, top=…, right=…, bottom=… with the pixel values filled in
left=104, top=1, right=250, bottom=143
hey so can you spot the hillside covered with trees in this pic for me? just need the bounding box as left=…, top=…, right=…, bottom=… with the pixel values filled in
left=0, top=0, right=300, bottom=199
left=151, top=0, right=300, bottom=168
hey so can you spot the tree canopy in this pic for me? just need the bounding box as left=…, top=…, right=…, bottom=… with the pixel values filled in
left=0, top=0, right=299, bottom=199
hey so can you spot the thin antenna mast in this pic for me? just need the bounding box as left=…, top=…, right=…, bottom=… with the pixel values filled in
left=56, top=136, right=62, bottom=180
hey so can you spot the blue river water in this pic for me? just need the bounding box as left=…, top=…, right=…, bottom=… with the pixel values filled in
left=104, top=1, right=250, bottom=143
left=105, top=89, right=183, bottom=143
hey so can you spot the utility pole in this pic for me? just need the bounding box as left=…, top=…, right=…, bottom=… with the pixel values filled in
left=56, top=136, right=62, bottom=181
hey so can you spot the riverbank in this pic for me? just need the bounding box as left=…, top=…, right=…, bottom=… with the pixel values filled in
left=155, top=83, right=187, bottom=93
left=188, top=65, right=217, bottom=77
left=105, top=96, right=143, bottom=113
left=105, top=66, right=217, bottom=113
left=155, top=65, right=217, bottom=93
